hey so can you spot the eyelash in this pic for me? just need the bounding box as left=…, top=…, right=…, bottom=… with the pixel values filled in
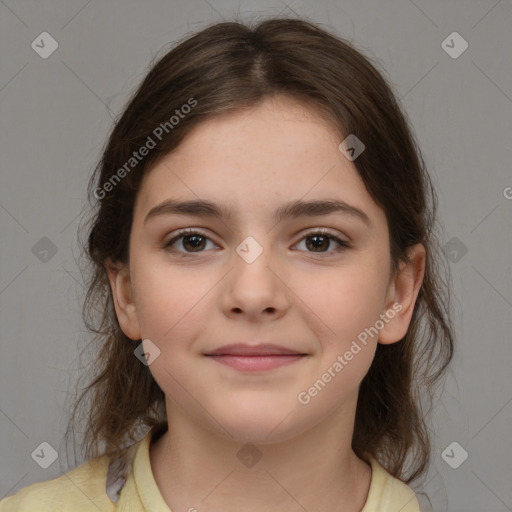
left=163, top=228, right=350, bottom=257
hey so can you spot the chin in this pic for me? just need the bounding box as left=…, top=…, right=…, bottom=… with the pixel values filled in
left=210, top=403, right=308, bottom=446
left=217, top=423, right=298, bottom=446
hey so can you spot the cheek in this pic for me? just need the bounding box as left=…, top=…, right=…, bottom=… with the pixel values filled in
left=299, top=261, right=388, bottom=349
left=132, top=263, right=215, bottom=407
left=131, top=250, right=213, bottom=327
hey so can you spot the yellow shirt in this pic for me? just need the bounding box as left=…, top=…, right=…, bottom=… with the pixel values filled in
left=1, top=426, right=420, bottom=511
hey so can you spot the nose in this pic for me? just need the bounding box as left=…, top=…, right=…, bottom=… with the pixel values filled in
left=221, top=238, right=290, bottom=320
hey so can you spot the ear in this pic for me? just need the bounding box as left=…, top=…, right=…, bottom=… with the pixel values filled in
left=105, top=258, right=141, bottom=341
left=378, top=243, right=426, bottom=345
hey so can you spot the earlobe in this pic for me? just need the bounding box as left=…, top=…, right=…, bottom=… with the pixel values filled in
left=378, top=243, right=426, bottom=345
left=105, top=258, right=141, bottom=341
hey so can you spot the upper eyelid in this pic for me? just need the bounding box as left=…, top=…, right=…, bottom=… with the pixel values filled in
left=165, top=227, right=349, bottom=246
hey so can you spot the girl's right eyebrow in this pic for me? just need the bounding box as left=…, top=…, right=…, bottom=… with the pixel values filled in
left=144, top=198, right=372, bottom=227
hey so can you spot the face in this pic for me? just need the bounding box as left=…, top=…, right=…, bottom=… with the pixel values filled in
left=108, top=95, right=424, bottom=445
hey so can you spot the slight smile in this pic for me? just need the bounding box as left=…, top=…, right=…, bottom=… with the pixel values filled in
left=204, top=343, right=309, bottom=372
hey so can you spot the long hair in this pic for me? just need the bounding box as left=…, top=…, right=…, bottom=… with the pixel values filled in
left=65, top=16, right=454, bottom=489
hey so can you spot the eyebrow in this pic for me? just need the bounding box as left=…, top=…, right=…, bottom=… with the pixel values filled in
left=144, top=198, right=371, bottom=227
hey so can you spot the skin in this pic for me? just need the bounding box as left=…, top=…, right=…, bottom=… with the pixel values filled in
left=106, top=95, right=425, bottom=512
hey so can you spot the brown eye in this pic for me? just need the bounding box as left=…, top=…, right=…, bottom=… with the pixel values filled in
left=180, top=234, right=207, bottom=252
left=306, top=235, right=329, bottom=252
left=164, top=229, right=216, bottom=254
left=295, top=230, right=350, bottom=254
left=163, top=228, right=349, bottom=257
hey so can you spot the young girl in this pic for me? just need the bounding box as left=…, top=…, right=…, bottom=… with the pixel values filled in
left=1, top=16, right=454, bottom=512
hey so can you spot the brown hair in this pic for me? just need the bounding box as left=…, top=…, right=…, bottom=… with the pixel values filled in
left=66, top=16, right=454, bottom=490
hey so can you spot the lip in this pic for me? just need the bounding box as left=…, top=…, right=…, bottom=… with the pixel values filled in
left=204, top=343, right=308, bottom=372
left=206, top=354, right=306, bottom=371
left=204, top=343, right=307, bottom=357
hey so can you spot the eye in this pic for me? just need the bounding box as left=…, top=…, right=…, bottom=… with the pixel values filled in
left=293, top=229, right=350, bottom=254
left=163, top=228, right=350, bottom=256
left=164, top=229, right=218, bottom=254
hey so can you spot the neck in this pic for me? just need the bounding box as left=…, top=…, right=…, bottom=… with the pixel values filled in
left=150, top=398, right=372, bottom=512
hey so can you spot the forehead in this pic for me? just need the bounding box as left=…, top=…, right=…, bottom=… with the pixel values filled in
left=134, top=96, right=386, bottom=229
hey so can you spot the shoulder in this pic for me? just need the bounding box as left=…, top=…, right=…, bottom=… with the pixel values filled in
left=363, top=456, right=421, bottom=512
left=0, top=454, right=114, bottom=512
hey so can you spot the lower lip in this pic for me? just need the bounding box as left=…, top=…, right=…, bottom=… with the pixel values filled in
left=206, top=354, right=305, bottom=371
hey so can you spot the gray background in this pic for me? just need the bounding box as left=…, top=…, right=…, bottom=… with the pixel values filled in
left=1, top=0, right=511, bottom=510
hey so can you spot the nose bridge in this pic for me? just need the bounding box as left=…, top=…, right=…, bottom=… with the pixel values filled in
left=235, top=234, right=268, bottom=266
left=227, top=205, right=276, bottom=262
left=231, top=231, right=278, bottom=286
left=223, top=230, right=289, bottom=315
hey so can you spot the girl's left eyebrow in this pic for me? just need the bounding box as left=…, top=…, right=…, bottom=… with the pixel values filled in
left=144, top=198, right=372, bottom=227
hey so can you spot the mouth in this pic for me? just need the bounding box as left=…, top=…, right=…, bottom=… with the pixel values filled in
left=204, top=343, right=308, bottom=372
left=205, top=354, right=307, bottom=371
